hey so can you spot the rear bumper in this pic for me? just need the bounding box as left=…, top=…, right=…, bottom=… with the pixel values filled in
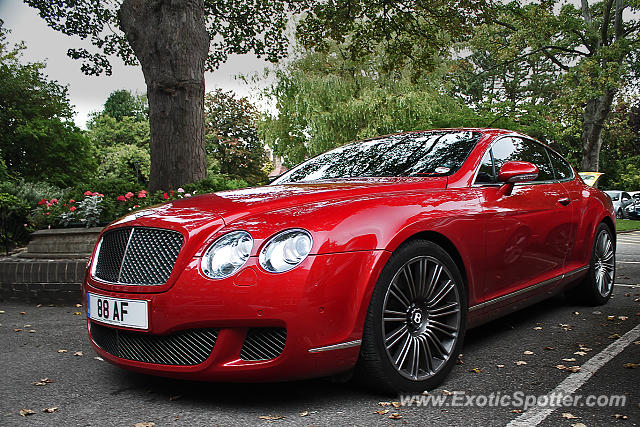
left=83, top=250, right=389, bottom=382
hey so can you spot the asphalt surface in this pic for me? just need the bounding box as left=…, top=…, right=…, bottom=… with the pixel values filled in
left=1, top=232, right=639, bottom=426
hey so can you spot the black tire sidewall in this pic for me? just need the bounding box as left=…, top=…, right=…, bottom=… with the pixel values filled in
left=583, top=223, right=615, bottom=305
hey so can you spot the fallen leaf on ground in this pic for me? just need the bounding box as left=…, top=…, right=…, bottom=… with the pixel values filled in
left=511, top=409, right=522, bottom=413
left=0, top=310, right=5, bottom=314
left=562, top=358, right=577, bottom=362
left=375, top=409, right=390, bottom=415
left=618, top=316, right=628, bottom=321
left=19, top=312, right=26, bottom=315
left=73, top=312, right=81, bottom=315
left=556, top=364, right=567, bottom=370
left=169, top=395, right=182, bottom=401
left=75, top=304, right=82, bottom=308
left=545, top=346, right=555, bottom=350
left=623, top=363, right=639, bottom=369
left=562, top=412, right=579, bottom=419
left=456, top=353, right=464, bottom=365
left=299, top=411, right=309, bottom=417
left=578, top=345, right=592, bottom=351
left=42, top=407, right=58, bottom=413
left=379, top=401, right=392, bottom=406
left=515, top=361, right=527, bottom=366
left=28, top=330, right=36, bottom=333
left=571, top=423, right=587, bottom=427
left=607, top=315, right=615, bottom=320
left=559, top=323, right=572, bottom=331
left=74, top=351, right=83, bottom=356
left=441, top=390, right=455, bottom=396
left=57, top=349, right=67, bottom=353
left=523, top=350, right=534, bottom=355
left=391, top=402, right=401, bottom=408
left=94, top=356, right=103, bottom=361
left=497, top=364, right=505, bottom=368
left=533, top=326, right=543, bottom=330
left=134, top=423, right=155, bottom=427
left=14, top=328, right=23, bottom=332
left=609, top=333, right=621, bottom=339
left=33, top=377, right=54, bottom=386
left=388, top=413, right=402, bottom=420
left=574, top=351, right=587, bottom=356
left=568, top=366, right=581, bottom=372
left=573, top=311, right=580, bottom=315
left=258, top=415, right=284, bottom=420
left=469, top=367, right=482, bottom=373
left=614, top=414, right=628, bottom=420
left=19, top=409, right=35, bottom=416
left=634, top=341, right=640, bottom=345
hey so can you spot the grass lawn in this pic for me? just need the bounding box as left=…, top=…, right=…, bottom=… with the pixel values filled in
left=617, top=219, right=640, bottom=232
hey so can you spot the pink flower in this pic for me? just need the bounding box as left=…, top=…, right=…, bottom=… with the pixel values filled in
left=68, top=199, right=75, bottom=204
left=98, top=193, right=104, bottom=197
left=185, top=193, right=192, bottom=197
left=125, top=192, right=134, bottom=199
left=69, top=206, right=77, bottom=212
left=50, top=198, right=58, bottom=204
left=84, top=191, right=93, bottom=196
left=177, top=187, right=184, bottom=193
left=162, top=192, right=169, bottom=200
left=117, top=195, right=127, bottom=202
left=138, top=190, right=147, bottom=198
left=38, top=198, right=47, bottom=205
left=45, top=212, right=50, bottom=216
left=133, top=205, right=140, bottom=209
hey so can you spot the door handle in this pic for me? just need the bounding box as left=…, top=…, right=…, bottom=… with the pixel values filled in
left=558, top=198, right=571, bottom=206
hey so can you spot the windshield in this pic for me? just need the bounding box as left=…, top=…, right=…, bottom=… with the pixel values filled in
left=273, top=131, right=481, bottom=184
left=605, top=191, right=619, bottom=201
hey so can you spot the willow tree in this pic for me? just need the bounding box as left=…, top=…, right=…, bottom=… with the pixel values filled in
left=25, top=0, right=307, bottom=191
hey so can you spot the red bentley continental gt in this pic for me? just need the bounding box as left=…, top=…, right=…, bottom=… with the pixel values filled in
left=84, top=129, right=616, bottom=392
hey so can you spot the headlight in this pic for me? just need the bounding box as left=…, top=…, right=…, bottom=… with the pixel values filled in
left=201, top=231, right=253, bottom=279
left=259, top=229, right=313, bottom=273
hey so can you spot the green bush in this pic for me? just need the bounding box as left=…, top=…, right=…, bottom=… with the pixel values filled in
left=0, top=193, right=30, bottom=254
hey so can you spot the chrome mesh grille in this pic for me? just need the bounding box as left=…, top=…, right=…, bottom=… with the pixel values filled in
left=90, top=322, right=218, bottom=366
left=240, top=328, right=287, bottom=361
left=93, top=227, right=183, bottom=285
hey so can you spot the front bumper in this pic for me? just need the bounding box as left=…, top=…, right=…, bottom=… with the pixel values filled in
left=83, top=250, right=389, bottom=382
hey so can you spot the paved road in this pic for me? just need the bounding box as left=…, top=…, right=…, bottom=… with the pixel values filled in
left=1, top=232, right=639, bottom=426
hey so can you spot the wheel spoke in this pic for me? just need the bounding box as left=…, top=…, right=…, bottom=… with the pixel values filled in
left=409, top=337, right=420, bottom=378
left=394, top=334, right=412, bottom=369
left=425, top=329, right=448, bottom=358
left=429, top=321, right=456, bottom=338
left=428, top=280, right=453, bottom=307
left=402, top=266, right=417, bottom=300
left=425, top=264, right=442, bottom=300
left=385, top=325, right=408, bottom=349
left=418, top=336, right=433, bottom=374
left=389, top=283, right=411, bottom=309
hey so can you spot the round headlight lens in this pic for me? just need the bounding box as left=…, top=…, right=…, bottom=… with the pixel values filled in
left=201, top=231, right=253, bottom=279
left=259, top=229, right=313, bottom=273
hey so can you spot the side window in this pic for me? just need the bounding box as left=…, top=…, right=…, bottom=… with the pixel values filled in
left=491, top=137, right=554, bottom=182
left=475, top=149, right=495, bottom=183
left=622, top=192, right=631, bottom=201
left=546, top=148, right=574, bottom=181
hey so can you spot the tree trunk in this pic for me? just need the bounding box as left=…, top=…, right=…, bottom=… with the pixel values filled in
left=580, top=90, right=615, bottom=172
left=119, top=0, right=209, bottom=192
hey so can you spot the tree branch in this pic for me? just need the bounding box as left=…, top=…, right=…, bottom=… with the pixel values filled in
left=614, top=0, right=624, bottom=41
left=581, top=0, right=592, bottom=24
left=601, top=0, right=614, bottom=45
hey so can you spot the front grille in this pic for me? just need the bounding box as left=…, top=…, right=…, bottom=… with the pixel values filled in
left=240, top=328, right=287, bottom=361
left=90, top=322, right=218, bottom=366
left=93, top=227, right=183, bottom=285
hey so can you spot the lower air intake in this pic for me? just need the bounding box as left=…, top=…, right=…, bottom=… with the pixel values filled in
left=240, top=327, right=287, bottom=361
left=90, top=322, right=218, bottom=366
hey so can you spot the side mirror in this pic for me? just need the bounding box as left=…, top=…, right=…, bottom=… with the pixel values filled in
left=498, top=161, right=539, bottom=183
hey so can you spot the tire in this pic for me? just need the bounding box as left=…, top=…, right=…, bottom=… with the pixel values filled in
left=356, top=240, right=467, bottom=393
left=570, top=223, right=615, bottom=306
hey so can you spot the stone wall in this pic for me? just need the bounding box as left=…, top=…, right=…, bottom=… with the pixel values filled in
left=0, top=227, right=102, bottom=303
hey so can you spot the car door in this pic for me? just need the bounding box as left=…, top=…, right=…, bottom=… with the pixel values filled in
left=474, top=136, right=574, bottom=302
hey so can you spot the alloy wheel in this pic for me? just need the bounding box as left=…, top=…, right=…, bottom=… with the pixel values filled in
left=594, top=229, right=615, bottom=297
left=381, top=256, right=461, bottom=380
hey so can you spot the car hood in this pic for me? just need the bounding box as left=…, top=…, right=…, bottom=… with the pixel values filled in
left=169, top=177, right=447, bottom=223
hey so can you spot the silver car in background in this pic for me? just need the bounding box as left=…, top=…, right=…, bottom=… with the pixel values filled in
left=605, top=190, right=634, bottom=219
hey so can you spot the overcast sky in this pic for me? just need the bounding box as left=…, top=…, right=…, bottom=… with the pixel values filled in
left=0, top=0, right=276, bottom=129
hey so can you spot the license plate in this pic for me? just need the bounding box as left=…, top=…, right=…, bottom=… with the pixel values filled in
left=87, top=293, right=148, bottom=330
